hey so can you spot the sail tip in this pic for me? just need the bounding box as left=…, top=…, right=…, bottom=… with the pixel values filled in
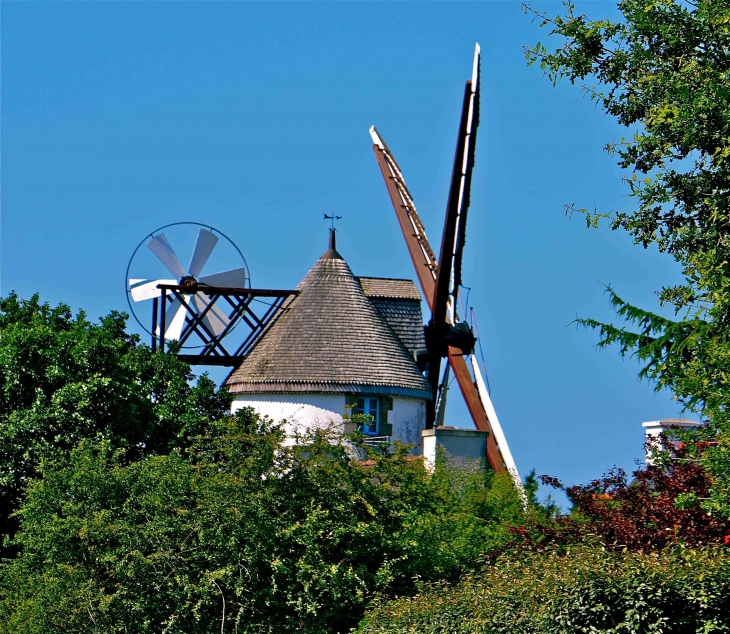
left=369, top=125, right=384, bottom=148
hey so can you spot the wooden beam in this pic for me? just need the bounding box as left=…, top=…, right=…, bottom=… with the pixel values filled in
left=372, top=145, right=436, bottom=306
left=448, top=348, right=506, bottom=473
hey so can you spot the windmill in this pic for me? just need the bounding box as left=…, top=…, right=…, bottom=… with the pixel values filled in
left=369, top=44, right=520, bottom=483
left=126, top=222, right=297, bottom=365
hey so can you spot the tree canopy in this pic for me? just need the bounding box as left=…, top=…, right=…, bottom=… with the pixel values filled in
left=0, top=293, right=231, bottom=543
left=524, top=0, right=730, bottom=517
left=0, top=410, right=525, bottom=634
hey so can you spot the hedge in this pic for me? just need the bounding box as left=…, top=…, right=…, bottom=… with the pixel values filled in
left=357, top=545, right=730, bottom=633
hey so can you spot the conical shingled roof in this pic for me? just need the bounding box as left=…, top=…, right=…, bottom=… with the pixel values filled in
left=226, top=238, right=433, bottom=400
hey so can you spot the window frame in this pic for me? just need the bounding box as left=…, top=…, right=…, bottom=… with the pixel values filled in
left=355, top=396, right=380, bottom=436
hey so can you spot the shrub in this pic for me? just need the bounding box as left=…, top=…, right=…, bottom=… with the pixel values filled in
left=532, top=450, right=730, bottom=552
left=358, top=545, right=730, bottom=633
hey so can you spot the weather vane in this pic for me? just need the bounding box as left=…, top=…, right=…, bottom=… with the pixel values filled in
left=323, top=213, right=342, bottom=230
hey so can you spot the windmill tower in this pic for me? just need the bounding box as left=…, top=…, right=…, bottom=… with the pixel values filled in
left=130, top=45, right=521, bottom=482
left=226, top=229, right=434, bottom=449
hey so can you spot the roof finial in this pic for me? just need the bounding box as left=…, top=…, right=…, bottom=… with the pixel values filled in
left=323, top=213, right=342, bottom=250
left=323, top=213, right=342, bottom=230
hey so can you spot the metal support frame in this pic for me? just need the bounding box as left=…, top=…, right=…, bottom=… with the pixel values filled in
left=152, top=284, right=298, bottom=366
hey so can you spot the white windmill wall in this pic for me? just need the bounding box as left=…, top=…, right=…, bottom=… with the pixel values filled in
left=231, top=394, right=426, bottom=449
left=232, top=394, right=345, bottom=438
left=389, top=397, right=427, bottom=449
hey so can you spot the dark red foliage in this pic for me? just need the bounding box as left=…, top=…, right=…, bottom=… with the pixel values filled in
left=566, top=457, right=730, bottom=552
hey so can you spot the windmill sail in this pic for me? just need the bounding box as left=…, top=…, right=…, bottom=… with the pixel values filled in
left=452, top=44, right=480, bottom=296
left=194, top=293, right=229, bottom=336
left=470, top=355, right=520, bottom=483
left=130, top=279, right=176, bottom=302
left=199, top=267, right=249, bottom=288
left=370, top=126, right=438, bottom=302
left=370, top=43, right=521, bottom=484
left=164, top=298, right=188, bottom=341
left=433, top=43, right=480, bottom=328
left=148, top=234, right=186, bottom=279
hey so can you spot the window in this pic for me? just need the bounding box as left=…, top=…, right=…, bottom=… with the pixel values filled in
left=354, top=397, right=380, bottom=435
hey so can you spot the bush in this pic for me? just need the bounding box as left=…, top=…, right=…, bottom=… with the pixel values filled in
left=357, top=545, right=730, bottom=633
left=528, top=453, right=730, bottom=552
left=0, top=409, right=526, bottom=634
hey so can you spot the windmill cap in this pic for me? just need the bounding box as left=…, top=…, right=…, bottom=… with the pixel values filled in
left=226, top=237, right=432, bottom=399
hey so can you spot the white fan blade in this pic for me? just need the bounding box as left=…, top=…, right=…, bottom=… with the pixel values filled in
left=199, top=267, right=248, bottom=288
left=154, top=297, right=179, bottom=337
left=194, top=293, right=230, bottom=336
left=129, top=278, right=146, bottom=285
left=147, top=234, right=186, bottom=279
left=165, top=300, right=188, bottom=341
left=129, top=279, right=177, bottom=302
left=188, top=229, right=219, bottom=278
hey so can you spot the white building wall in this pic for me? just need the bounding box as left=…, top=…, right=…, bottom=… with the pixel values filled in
left=232, top=393, right=427, bottom=450
left=389, top=397, right=427, bottom=451
left=232, top=393, right=346, bottom=439
left=642, top=418, right=703, bottom=464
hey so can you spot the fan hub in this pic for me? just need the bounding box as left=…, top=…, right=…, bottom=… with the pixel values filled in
left=424, top=321, right=476, bottom=358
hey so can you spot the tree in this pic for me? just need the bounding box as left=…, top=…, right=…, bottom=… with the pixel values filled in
left=536, top=451, right=730, bottom=552
left=0, top=293, right=231, bottom=544
left=523, top=0, right=730, bottom=517
left=0, top=410, right=526, bottom=634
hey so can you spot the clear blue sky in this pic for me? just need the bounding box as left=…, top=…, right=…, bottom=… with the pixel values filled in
left=3, top=1, right=687, bottom=499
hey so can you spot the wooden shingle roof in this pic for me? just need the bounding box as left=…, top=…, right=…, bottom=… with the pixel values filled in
left=358, top=277, right=422, bottom=301
left=367, top=297, right=427, bottom=361
left=226, top=245, right=433, bottom=400
left=358, top=277, right=427, bottom=361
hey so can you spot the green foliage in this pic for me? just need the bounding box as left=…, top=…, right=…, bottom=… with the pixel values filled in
left=0, top=409, right=526, bottom=634
left=523, top=469, right=559, bottom=521
left=0, top=293, right=232, bottom=543
left=358, top=545, right=730, bottom=633
left=524, top=0, right=730, bottom=517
